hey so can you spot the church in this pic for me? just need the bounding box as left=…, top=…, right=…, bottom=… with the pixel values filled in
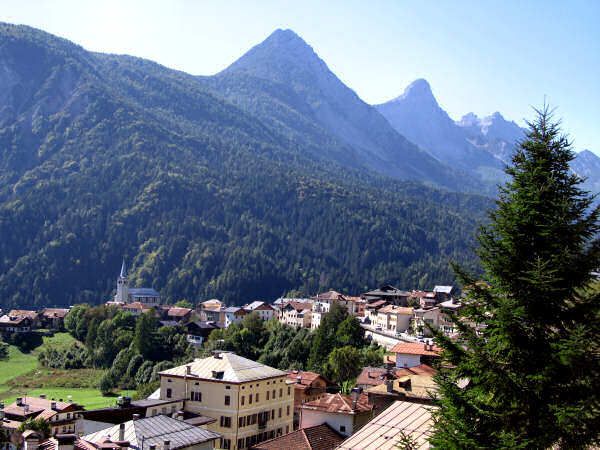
left=114, top=259, right=160, bottom=306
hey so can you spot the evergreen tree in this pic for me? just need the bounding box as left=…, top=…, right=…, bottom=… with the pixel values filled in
left=430, top=107, right=600, bottom=449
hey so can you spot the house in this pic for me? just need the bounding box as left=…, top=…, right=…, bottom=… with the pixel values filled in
left=366, top=365, right=437, bottom=412
left=311, top=291, right=356, bottom=316
left=114, top=260, right=160, bottom=306
left=375, top=306, right=413, bottom=333
left=355, top=368, right=397, bottom=391
left=363, top=300, right=387, bottom=325
left=390, top=342, right=441, bottom=369
left=198, top=301, right=226, bottom=328
left=224, top=307, right=250, bottom=328
left=279, top=302, right=312, bottom=329
left=1, top=396, right=85, bottom=436
left=83, top=415, right=220, bottom=450
left=122, top=302, right=153, bottom=317
left=36, top=433, right=128, bottom=450
left=410, top=291, right=437, bottom=308
left=336, top=400, right=436, bottom=449
left=250, top=423, right=345, bottom=450
left=167, top=307, right=193, bottom=323
left=286, top=371, right=333, bottom=429
left=184, top=321, right=220, bottom=346
left=0, top=315, right=33, bottom=333
left=8, top=310, right=41, bottom=328
left=433, top=285, right=455, bottom=303
left=361, top=286, right=411, bottom=306
left=300, top=391, right=373, bottom=438
left=41, top=308, right=70, bottom=330
left=438, top=298, right=462, bottom=335
left=411, top=307, right=440, bottom=337
left=158, top=351, right=295, bottom=449
left=243, top=302, right=276, bottom=322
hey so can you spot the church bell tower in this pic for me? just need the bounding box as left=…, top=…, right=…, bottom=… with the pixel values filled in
left=116, top=258, right=129, bottom=303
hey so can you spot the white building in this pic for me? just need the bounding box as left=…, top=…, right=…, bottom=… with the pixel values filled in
left=244, top=301, right=276, bottom=321
left=114, top=259, right=160, bottom=306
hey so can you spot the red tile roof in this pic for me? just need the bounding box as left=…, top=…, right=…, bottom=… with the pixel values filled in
left=8, top=309, right=39, bottom=320
left=395, top=364, right=436, bottom=377
left=302, top=393, right=372, bottom=415
left=167, top=307, right=192, bottom=317
left=378, top=306, right=413, bottom=315
left=251, top=423, right=345, bottom=450
left=283, top=301, right=312, bottom=311
left=286, top=371, right=324, bottom=385
left=356, top=368, right=391, bottom=387
left=42, top=308, right=69, bottom=318
left=390, top=342, right=441, bottom=357
left=123, top=302, right=152, bottom=310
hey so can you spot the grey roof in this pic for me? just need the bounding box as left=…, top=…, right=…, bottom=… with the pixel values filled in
left=224, top=306, right=241, bottom=313
left=159, top=352, right=289, bottom=383
left=129, top=288, right=160, bottom=297
left=433, top=286, right=454, bottom=294
left=120, top=259, right=127, bottom=278
left=83, top=415, right=220, bottom=450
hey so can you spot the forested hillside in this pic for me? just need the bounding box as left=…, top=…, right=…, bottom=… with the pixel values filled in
left=0, top=23, right=493, bottom=309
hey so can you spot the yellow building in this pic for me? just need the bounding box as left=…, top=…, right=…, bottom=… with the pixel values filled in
left=159, top=351, right=295, bottom=450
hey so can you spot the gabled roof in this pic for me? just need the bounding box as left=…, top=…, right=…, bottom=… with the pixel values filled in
left=363, top=287, right=411, bottom=297
left=365, top=300, right=387, bottom=309
left=314, top=290, right=347, bottom=301
left=83, top=415, right=219, bottom=450
left=356, top=368, right=395, bottom=387
left=159, top=352, right=288, bottom=383
left=123, top=302, right=152, bottom=310
left=167, top=307, right=192, bottom=317
left=251, top=423, right=345, bottom=450
left=378, top=306, right=413, bottom=315
left=283, top=301, right=310, bottom=311
left=302, top=393, right=372, bottom=415
left=390, top=342, right=441, bottom=357
left=245, top=301, right=274, bottom=311
left=42, top=308, right=69, bottom=318
left=336, top=401, right=436, bottom=449
left=286, top=370, right=332, bottom=387
left=8, top=309, right=39, bottom=319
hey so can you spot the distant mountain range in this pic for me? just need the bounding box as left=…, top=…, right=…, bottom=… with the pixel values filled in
left=0, top=24, right=595, bottom=309
left=375, top=78, right=600, bottom=194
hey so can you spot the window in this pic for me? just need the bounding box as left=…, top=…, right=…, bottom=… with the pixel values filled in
left=277, top=428, right=282, bottom=436
left=62, top=427, right=66, bottom=432
left=272, top=389, right=276, bottom=398
left=152, top=409, right=157, bottom=416
left=66, top=413, right=70, bottom=419
left=162, top=407, right=167, bottom=414
left=271, top=409, right=275, bottom=420
left=167, top=378, right=172, bottom=382
left=286, top=425, right=289, bottom=434
left=255, top=393, right=259, bottom=402
left=220, top=438, right=231, bottom=449
left=241, top=395, right=245, bottom=406
left=171, top=406, right=176, bottom=413
left=191, top=391, right=202, bottom=402
left=166, top=388, right=172, bottom=398
left=220, top=416, right=231, bottom=428
left=237, top=439, right=244, bottom=449
left=279, top=388, right=283, bottom=397
left=266, top=391, right=269, bottom=400
left=225, top=385, right=231, bottom=390
left=288, top=386, right=291, bottom=395
left=278, top=408, right=281, bottom=418
left=225, top=395, right=230, bottom=406
left=286, top=405, right=290, bottom=416
left=238, top=417, right=244, bottom=427
left=340, top=425, right=346, bottom=432
left=249, top=394, right=253, bottom=404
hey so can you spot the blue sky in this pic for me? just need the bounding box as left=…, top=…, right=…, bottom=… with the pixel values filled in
left=2, top=0, right=598, bottom=154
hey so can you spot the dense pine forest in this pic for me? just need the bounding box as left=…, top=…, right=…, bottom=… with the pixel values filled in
left=0, top=24, right=493, bottom=309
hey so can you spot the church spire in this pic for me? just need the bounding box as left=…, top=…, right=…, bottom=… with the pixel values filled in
left=120, top=258, right=127, bottom=278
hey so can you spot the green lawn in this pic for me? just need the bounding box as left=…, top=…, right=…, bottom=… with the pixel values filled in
left=0, top=332, right=134, bottom=410
left=0, top=345, right=38, bottom=385
left=1, top=388, right=135, bottom=410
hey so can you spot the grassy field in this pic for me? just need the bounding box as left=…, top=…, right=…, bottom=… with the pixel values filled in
left=1, top=332, right=134, bottom=409
left=1, top=388, right=136, bottom=410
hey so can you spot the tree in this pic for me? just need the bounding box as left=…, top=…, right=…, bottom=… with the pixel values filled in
left=135, top=310, right=158, bottom=360
left=430, top=107, right=600, bottom=449
left=327, top=345, right=362, bottom=386
left=175, top=299, right=193, bottom=308
left=308, top=303, right=348, bottom=372
left=18, top=418, right=50, bottom=436
left=336, top=316, right=365, bottom=348
left=0, top=341, right=8, bottom=360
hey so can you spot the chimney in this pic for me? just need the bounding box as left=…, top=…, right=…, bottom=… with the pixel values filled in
left=0, top=410, right=5, bottom=420
left=118, top=423, right=125, bottom=442
left=51, top=402, right=57, bottom=410
left=163, top=440, right=170, bottom=450
left=424, top=343, right=428, bottom=351
left=149, top=446, right=156, bottom=450
left=16, top=397, right=23, bottom=406
left=296, top=376, right=302, bottom=384
left=351, top=387, right=362, bottom=409
left=39, top=394, right=46, bottom=399
left=177, top=411, right=185, bottom=421
left=132, top=414, right=140, bottom=421
left=386, top=380, right=393, bottom=393
left=0, top=401, right=4, bottom=409
left=186, top=365, right=191, bottom=375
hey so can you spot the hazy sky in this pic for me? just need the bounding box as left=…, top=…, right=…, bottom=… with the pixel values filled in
left=2, top=0, right=598, bottom=154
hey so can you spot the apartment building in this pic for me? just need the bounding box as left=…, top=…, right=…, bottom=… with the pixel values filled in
left=158, top=352, right=295, bottom=450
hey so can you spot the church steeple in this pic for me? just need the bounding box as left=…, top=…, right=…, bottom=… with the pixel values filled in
left=116, top=258, right=129, bottom=303
left=120, top=259, right=127, bottom=278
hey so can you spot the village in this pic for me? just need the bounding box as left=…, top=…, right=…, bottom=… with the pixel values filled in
left=0, top=261, right=467, bottom=450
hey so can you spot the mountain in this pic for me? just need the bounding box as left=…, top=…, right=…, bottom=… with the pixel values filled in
left=0, top=23, right=493, bottom=309
left=571, top=150, right=600, bottom=194
left=375, top=80, right=508, bottom=190
left=457, top=111, right=526, bottom=165
left=201, top=29, right=487, bottom=194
